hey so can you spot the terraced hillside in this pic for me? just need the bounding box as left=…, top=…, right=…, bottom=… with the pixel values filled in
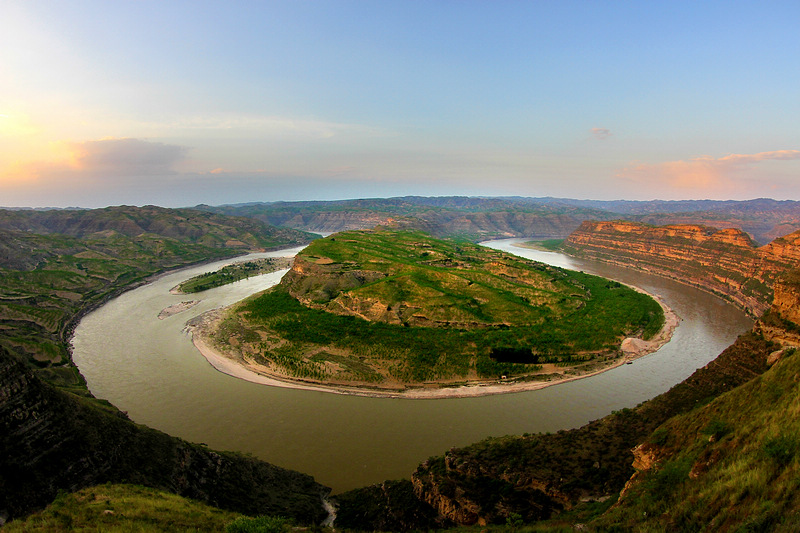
left=0, top=205, right=316, bottom=387
left=204, top=229, right=663, bottom=389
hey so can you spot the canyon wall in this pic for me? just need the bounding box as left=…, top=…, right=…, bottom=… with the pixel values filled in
left=561, top=221, right=800, bottom=316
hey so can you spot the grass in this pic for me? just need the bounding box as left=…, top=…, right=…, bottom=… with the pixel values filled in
left=593, top=348, right=800, bottom=531
left=2, top=484, right=242, bottom=532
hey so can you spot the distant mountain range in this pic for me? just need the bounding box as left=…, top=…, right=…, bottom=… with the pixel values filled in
left=197, top=196, right=800, bottom=244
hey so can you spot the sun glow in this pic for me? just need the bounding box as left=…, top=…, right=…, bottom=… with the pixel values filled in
left=0, top=112, right=81, bottom=184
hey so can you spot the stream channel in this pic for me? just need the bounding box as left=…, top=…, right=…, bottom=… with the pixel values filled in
left=71, top=239, right=752, bottom=492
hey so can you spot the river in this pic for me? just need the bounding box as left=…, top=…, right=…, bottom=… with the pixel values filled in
left=71, top=240, right=752, bottom=492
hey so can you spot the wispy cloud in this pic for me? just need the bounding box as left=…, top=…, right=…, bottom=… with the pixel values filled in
left=590, top=127, right=612, bottom=140
left=2, top=137, right=189, bottom=186
left=136, top=114, right=383, bottom=140
left=618, top=150, right=800, bottom=195
left=67, top=138, right=188, bottom=176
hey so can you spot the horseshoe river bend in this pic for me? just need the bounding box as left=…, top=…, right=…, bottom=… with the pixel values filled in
left=71, top=239, right=752, bottom=492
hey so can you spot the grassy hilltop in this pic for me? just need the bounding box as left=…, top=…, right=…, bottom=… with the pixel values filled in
left=210, top=229, right=663, bottom=388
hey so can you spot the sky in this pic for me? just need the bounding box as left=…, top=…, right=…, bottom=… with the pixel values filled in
left=2, top=1, right=799, bottom=208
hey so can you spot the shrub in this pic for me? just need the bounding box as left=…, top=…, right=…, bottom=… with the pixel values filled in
left=763, top=434, right=799, bottom=467
left=226, top=515, right=293, bottom=533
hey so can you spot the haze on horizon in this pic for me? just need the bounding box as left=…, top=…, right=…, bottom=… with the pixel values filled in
left=1, top=1, right=799, bottom=209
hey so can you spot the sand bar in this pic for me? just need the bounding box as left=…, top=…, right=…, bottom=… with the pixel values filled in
left=158, top=300, right=200, bottom=320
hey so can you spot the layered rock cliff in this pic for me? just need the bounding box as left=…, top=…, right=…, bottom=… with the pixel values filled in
left=753, top=270, right=800, bottom=347
left=562, top=221, right=800, bottom=316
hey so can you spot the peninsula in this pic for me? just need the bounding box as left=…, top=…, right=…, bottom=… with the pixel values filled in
left=190, top=229, right=670, bottom=397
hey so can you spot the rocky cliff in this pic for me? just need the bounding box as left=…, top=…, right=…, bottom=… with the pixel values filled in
left=0, top=346, right=329, bottom=523
left=753, top=270, right=800, bottom=347
left=562, top=221, right=800, bottom=316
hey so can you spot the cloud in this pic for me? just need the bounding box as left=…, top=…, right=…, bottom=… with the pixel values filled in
left=617, top=150, right=800, bottom=195
left=590, top=127, right=612, bottom=140
left=68, top=138, right=188, bottom=176
left=137, top=114, right=383, bottom=141
left=717, top=150, right=800, bottom=164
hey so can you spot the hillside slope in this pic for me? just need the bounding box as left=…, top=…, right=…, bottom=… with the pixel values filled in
left=0, top=206, right=327, bottom=523
left=591, top=273, right=800, bottom=531
left=0, top=345, right=329, bottom=524
left=0, top=206, right=316, bottom=387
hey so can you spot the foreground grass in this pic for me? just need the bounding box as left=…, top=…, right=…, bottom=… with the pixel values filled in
left=3, top=484, right=242, bottom=532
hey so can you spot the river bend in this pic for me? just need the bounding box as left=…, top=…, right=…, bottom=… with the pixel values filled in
left=72, top=241, right=752, bottom=492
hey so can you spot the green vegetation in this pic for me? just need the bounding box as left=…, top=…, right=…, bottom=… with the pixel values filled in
left=524, top=239, right=564, bottom=251
left=226, top=515, right=293, bottom=533
left=2, top=484, right=242, bottom=532
left=176, top=257, right=292, bottom=293
left=217, top=229, right=663, bottom=386
left=3, top=484, right=301, bottom=533
left=592, top=348, right=800, bottom=531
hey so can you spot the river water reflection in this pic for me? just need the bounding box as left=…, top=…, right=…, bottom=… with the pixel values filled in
left=72, top=240, right=752, bottom=492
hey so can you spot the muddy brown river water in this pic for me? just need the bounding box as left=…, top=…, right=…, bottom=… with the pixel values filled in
left=72, top=240, right=752, bottom=492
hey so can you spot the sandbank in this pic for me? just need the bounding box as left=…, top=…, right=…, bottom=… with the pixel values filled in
left=158, top=300, right=200, bottom=320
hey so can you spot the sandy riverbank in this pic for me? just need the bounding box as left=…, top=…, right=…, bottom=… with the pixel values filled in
left=186, top=289, right=680, bottom=399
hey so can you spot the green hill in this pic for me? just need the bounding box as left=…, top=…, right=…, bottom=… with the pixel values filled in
left=209, top=229, right=663, bottom=388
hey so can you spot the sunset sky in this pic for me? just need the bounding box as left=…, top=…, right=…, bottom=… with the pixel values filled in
left=2, top=1, right=799, bottom=208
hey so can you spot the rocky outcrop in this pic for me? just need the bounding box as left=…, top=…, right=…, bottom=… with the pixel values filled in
left=0, top=346, right=330, bottom=523
left=334, top=479, right=450, bottom=532
left=562, top=222, right=800, bottom=316
left=281, top=256, right=388, bottom=306
left=768, top=271, right=800, bottom=327
left=753, top=270, right=800, bottom=347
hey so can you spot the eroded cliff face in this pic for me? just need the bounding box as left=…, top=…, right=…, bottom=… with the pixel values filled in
left=562, top=222, right=800, bottom=316
left=753, top=271, right=800, bottom=347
